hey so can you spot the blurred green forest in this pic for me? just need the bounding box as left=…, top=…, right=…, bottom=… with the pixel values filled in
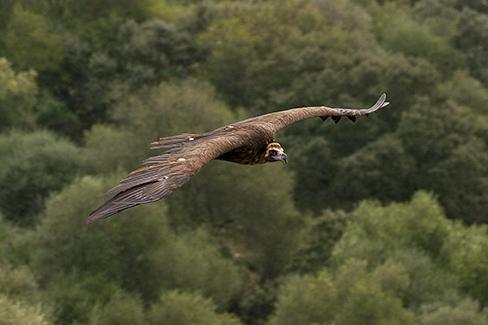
left=0, top=0, right=487, bottom=324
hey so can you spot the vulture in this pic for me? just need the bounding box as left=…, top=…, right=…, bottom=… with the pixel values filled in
left=86, top=93, right=389, bottom=224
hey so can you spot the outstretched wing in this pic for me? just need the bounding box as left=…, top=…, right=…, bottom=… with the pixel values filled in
left=85, top=131, right=251, bottom=224
left=86, top=93, right=388, bottom=223
left=239, top=93, right=389, bottom=134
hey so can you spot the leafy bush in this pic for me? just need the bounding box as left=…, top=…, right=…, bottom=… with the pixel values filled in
left=88, top=290, right=146, bottom=325
left=0, top=58, right=38, bottom=132
left=0, top=295, right=49, bottom=325
left=270, top=259, right=415, bottom=325
left=419, top=299, right=488, bottom=325
left=148, top=290, right=241, bottom=325
left=269, top=272, right=337, bottom=325
left=4, top=5, right=63, bottom=72
left=43, top=273, right=120, bottom=324
left=155, top=229, right=243, bottom=308
left=0, top=264, right=38, bottom=302
left=0, top=130, right=86, bottom=225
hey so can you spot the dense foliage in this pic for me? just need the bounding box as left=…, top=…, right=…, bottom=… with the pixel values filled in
left=0, top=0, right=487, bottom=324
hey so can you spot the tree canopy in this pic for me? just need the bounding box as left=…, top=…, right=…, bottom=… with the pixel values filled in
left=0, top=0, right=486, bottom=323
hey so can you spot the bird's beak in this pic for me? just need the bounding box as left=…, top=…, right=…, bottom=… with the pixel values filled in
left=281, top=152, right=288, bottom=164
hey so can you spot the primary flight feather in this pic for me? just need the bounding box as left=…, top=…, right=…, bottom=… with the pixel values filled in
left=86, top=94, right=389, bottom=223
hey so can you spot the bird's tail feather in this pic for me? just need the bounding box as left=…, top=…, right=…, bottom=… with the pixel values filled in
left=150, top=133, right=203, bottom=150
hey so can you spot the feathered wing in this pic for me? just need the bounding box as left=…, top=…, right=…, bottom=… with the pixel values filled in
left=242, top=93, right=389, bottom=133
left=85, top=132, right=249, bottom=224
left=86, top=93, right=389, bottom=223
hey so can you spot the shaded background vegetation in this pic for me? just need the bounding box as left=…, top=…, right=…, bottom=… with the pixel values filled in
left=0, top=0, right=487, bottom=324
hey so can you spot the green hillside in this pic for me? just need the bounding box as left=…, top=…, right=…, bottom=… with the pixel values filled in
left=0, top=1, right=487, bottom=324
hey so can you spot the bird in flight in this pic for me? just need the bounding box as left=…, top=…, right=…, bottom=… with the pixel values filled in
left=86, top=94, right=389, bottom=223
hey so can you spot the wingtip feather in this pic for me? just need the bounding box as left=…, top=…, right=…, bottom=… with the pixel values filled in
left=85, top=201, right=120, bottom=224
left=84, top=214, right=98, bottom=225
left=376, top=93, right=386, bottom=107
left=84, top=218, right=95, bottom=225
left=369, top=93, right=389, bottom=112
left=85, top=209, right=105, bottom=224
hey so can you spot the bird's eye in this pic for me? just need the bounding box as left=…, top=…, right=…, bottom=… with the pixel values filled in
left=269, top=150, right=277, bottom=155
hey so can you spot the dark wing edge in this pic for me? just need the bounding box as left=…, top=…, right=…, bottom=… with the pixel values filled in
left=85, top=172, right=191, bottom=224
left=324, top=93, right=389, bottom=122
left=85, top=155, right=196, bottom=224
left=85, top=131, right=249, bottom=224
left=260, top=93, right=390, bottom=133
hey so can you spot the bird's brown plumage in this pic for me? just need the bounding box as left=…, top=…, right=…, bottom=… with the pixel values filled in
left=86, top=94, right=389, bottom=223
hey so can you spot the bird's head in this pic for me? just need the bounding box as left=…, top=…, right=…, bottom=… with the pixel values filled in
left=265, top=142, right=287, bottom=163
